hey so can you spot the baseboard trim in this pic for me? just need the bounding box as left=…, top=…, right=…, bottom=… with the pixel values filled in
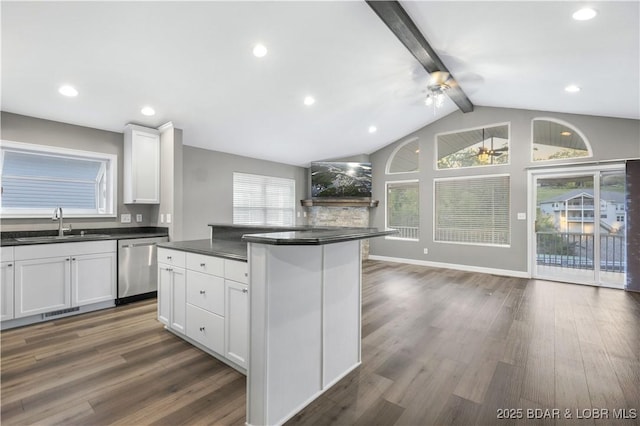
left=367, top=255, right=530, bottom=279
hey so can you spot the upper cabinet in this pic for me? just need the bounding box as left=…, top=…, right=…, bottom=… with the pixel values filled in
left=124, top=124, right=160, bottom=204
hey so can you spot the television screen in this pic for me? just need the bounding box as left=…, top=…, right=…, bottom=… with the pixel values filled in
left=311, top=162, right=372, bottom=198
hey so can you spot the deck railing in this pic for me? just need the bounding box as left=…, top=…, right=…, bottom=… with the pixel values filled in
left=389, top=226, right=419, bottom=240
left=536, top=232, right=626, bottom=272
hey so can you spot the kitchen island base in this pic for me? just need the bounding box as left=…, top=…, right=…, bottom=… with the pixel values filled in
left=247, top=240, right=362, bottom=426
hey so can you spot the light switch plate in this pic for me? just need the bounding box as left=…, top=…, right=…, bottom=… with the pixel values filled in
left=517, top=212, right=526, bottom=220
left=121, top=213, right=131, bottom=223
left=136, top=214, right=143, bottom=223
left=166, top=213, right=172, bottom=224
left=160, top=214, right=164, bottom=223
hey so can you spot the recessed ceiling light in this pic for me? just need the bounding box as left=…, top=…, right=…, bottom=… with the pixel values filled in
left=368, top=126, right=377, bottom=134
left=564, top=85, right=581, bottom=93
left=58, top=85, right=78, bottom=97
left=141, top=106, right=156, bottom=116
left=561, top=131, right=572, bottom=136
left=303, top=96, right=315, bottom=106
left=572, top=8, right=597, bottom=21
left=253, top=43, right=268, bottom=58
left=415, top=149, right=420, bottom=154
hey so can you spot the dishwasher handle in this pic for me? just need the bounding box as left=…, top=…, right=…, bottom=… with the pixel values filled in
left=120, top=242, right=159, bottom=249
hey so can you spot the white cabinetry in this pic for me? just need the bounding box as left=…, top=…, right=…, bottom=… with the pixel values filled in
left=13, top=241, right=116, bottom=319
left=225, top=279, right=248, bottom=368
left=124, top=124, right=160, bottom=204
left=157, top=248, right=186, bottom=334
left=157, top=248, right=248, bottom=371
left=1, top=247, right=15, bottom=321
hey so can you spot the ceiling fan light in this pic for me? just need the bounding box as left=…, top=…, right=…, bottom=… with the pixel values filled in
left=425, top=95, right=433, bottom=106
left=428, top=71, right=451, bottom=88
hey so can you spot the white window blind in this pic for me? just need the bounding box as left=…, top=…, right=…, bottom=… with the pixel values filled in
left=1, top=142, right=115, bottom=217
left=386, top=181, right=419, bottom=240
left=233, top=172, right=295, bottom=226
left=434, top=175, right=510, bottom=246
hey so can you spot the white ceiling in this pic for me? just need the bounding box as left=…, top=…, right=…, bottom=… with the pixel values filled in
left=2, top=1, right=638, bottom=167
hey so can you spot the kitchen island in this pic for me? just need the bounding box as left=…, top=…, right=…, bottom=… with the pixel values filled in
left=158, top=225, right=395, bottom=426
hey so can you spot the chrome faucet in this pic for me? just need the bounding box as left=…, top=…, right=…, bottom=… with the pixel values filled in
left=52, top=207, right=71, bottom=236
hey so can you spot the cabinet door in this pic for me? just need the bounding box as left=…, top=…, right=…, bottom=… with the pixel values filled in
left=170, top=267, right=186, bottom=334
left=126, top=129, right=160, bottom=204
left=72, top=252, right=116, bottom=307
left=225, top=280, right=248, bottom=368
left=15, top=256, right=71, bottom=318
left=1, top=262, right=15, bottom=321
left=157, top=264, right=172, bottom=326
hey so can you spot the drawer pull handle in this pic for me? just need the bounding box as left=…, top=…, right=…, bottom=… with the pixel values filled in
left=167, top=256, right=172, bottom=260
left=242, top=288, right=248, bottom=294
left=244, top=272, right=248, bottom=277
left=199, top=327, right=205, bottom=332
left=66, top=258, right=70, bottom=262
left=167, top=267, right=173, bottom=272
left=199, top=290, right=206, bottom=294
left=7, top=263, right=13, bottom=267
left=200, top=263, right=206, bottom=267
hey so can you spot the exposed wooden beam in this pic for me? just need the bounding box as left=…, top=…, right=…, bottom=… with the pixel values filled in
left=366, top=0, right=474, bottom=113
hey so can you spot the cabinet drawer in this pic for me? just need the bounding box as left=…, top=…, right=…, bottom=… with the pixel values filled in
left=224, top=259, right=248, bottom=284
left=186, top=253, right=224, bottom=276
left=186, top=270, right=224, bottom=316
left=186, top=304, right=224, bottom=354
left=157, top=248, right=186, bottom=268
left=0, top=246, right=14, bottom=263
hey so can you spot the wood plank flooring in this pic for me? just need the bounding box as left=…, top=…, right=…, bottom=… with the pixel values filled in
left=2, top=260, right=639, bottom=425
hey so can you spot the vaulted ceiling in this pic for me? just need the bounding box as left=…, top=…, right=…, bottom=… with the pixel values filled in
left=2, top=1, right=638, bottom=166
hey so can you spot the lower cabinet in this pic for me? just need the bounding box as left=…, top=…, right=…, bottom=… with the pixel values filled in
left=225, top=280, right=248, bottom=368
left=158, top=248, right=248, bottom=371
left=12, top=241, right=116, bottom=319
left=1, top=261, right=15, bottom=321
left=158, top=263, right=186, bottom=335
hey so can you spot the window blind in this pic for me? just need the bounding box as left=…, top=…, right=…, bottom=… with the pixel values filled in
left=387, top=181, right=419, bottom=240
left=233, top=172, right=295, bottom=226
left=1, top=150, right=105, bottom=212
left=434, top=175, right=510, bottom=246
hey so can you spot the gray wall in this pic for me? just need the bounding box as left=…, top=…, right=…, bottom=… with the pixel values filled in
left=369, top=106, right=640, bottom=273
left=182, top=146, right=308, bottom=240
left=1, top=112, right=157, bottom=231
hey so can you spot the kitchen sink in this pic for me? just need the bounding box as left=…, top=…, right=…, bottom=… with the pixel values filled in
left=15, top=234, right=111, bottom=243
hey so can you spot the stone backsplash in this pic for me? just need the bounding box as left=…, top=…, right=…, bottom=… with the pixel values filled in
left=307, top=206, right=371, bottom=259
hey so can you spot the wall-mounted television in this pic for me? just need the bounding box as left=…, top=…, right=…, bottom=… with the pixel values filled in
left=310, top=162, right=372, bottom=198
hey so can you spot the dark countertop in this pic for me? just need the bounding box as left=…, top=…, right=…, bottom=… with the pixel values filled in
left=241, top=227, right=397, bottom=245
left=1, top=227, right=169, bottom=247
left=157, top=239, right=247, bottom=262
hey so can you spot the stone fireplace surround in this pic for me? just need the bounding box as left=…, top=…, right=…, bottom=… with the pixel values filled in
left=302, top=199, right=378, bottom=259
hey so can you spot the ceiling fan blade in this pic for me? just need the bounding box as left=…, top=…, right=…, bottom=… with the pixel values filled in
left=493, top=147, right=509, bottom=152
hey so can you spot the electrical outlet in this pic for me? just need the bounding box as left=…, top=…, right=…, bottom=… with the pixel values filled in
left=517, top=212, right=526, bottom=220
left=121, top=213, right=131, bottom=223
left=303, top=211, right=307, bottom=217
left=160, top=214, right=164, bottom=223
left=297, top=211, right=301, bottom=218
left=423, top=248, right=429, bottom=255
left=166, top=213, right=172, bottom=224
left=136, top=214, right=143, bottom=223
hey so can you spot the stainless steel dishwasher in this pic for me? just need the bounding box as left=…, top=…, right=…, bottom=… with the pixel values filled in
left=117, top=236, right=169, bottom=304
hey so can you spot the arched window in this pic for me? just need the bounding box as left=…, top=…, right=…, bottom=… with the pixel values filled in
left=386, top=137, right=419, bottom=174
left=532, top=118, right=592, bottom=162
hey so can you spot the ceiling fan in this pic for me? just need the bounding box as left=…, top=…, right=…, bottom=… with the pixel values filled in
left=472, top=128, right=508, bottom=162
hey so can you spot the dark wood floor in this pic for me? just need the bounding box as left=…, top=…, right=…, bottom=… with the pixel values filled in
left=2, top=260, right=639, bottom=425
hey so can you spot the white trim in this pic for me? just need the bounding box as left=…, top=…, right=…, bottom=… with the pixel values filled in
left=385, top=136, right=419, bottom=175
left=435, top=121, right=511, bottom=171
left=531, top=117, right=593, bottom=163
left=384, top=179, right=420, bottom=241
left=368, top=255, right=530, bottom=279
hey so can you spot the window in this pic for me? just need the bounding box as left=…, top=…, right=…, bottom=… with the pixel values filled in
left=434, top=175, right=510, bottom=246
left=436, top=123, right=509, bottom=169
left=233, top=172, right=295, bottom=226
left=0, top=141, right=116, bottom=217
left=386, top=180, right=419, bottom=240
left=386, top=138, right=419, bottom=174
left=532, top=118, right=591, bottom=161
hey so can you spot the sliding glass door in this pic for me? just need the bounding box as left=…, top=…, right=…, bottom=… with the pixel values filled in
left=532, top=166, right=626, bottom=288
